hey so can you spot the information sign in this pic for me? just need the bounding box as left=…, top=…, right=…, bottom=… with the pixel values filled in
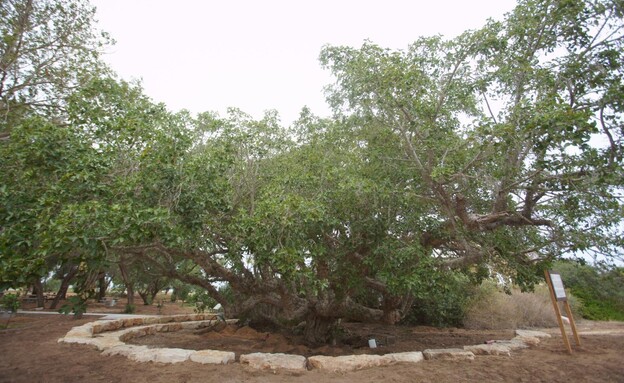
left=544, top=270, right=581, bottom=353
left=549, top=272, right=567, bottom=301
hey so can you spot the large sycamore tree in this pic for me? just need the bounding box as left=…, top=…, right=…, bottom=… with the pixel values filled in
left=1, top=0, right=622, bottom=344
left=120, top=0, right=623, bottom=343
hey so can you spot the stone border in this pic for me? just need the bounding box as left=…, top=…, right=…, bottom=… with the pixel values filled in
left=59, top=314, right=237, bottom=365
left=58, top=315, right=551, bottom=372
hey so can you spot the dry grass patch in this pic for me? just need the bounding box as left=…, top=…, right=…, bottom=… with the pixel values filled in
left=463, top=284, right=567, bottom=330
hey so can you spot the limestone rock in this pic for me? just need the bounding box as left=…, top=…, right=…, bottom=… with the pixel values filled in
left=515, top=329, right=551, bottom=339
left=58, top=336, right=95, bottom=345
left=180, top=320, right=205, bottom=330
left=64, top=327, right=92, bottom=338
left=190, top=350, right=236, bottom=364
left=88, top=336, right=125, bottom=350
left=513, top=335, right=540, bottom=346
left=128, top=326, right=151, bottom=339
left=122, top=317, right=145, bottom=327
left=130, top=347, right=193, bottom=364
left=118, top=327, right=148, bottom=342
left=381, top=352, right=424, bottom=364
left=102, top=344, right=149, bottom=358
left=240, top=352, right=307, bottom=371
left=92, top=320, right=122, bottom=334
left=165, top=323, right=183, bottom=332
left=308, top=354, right=385, bottom=372
left=493, top=339, right=530, bottom=350
left=423, top=348, right=475, bottom=361
left=464, top=343, right=512, bottom=356
left=142, top=317, right=161, bottom=325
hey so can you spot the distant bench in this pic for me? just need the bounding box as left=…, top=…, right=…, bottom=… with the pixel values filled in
left=22, top=294, right=57, bottom=303
left=98, top=297, right=118, bottom=307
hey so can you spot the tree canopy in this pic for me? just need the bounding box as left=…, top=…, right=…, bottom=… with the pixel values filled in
left=1, top=0, right=622, bottom=343
left=0, top=0, right=111, bottom=138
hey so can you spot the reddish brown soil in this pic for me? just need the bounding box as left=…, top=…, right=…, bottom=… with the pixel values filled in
left=1, top=302, right=623, bottom=383
left=128, top=322, right=515, bottom=359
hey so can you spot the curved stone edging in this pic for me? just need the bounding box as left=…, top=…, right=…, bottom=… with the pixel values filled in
left=59, top=314, right=237, bottom=365
left=58, top=314, right=551, bottom=372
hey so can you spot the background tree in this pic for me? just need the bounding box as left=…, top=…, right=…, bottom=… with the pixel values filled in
left=0, top=0, right=111, bottom=139
left=0, top=0, right=111, bottom=298
left=0, top=74, right=191, bottom=301
left=554, top=260, right=624, bottom=320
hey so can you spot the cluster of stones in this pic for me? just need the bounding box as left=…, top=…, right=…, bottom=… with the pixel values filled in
left=58, top=315, right=551, bottom=372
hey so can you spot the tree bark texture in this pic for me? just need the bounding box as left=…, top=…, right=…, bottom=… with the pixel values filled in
left=49, top=265, right=78, bottom=309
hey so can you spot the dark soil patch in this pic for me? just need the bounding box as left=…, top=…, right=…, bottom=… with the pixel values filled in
left=128, top=321, right=515, bottom=358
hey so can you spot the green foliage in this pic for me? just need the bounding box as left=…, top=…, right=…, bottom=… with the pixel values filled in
left=43, top=277, right=62, bottom=294
left=553, top=261, right=624, bottom=321
left=0, top=0, right=111, bottom=134
left=1, top=293, right=20, bottom=313
left=187, top=291, right=217, bottom=314
left=0, top=116, right=102, bottom=288
left=402, top=273, right=476, bottom=327
left=317, top=0, right=624, bottom=300
left=170, top=283, right=191, bottom=303
left=124, top=304, right=136, bottom=314
left=0, top=292, right=21, bottom=329
left=59, top=296, right=88, bottom=319
left=1, top=0, right=623, bottom=343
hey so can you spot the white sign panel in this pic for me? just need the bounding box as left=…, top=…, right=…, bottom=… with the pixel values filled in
left=550, top=273, right=567, bottom=301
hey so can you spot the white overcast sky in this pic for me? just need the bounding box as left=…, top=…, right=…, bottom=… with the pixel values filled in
left=91, top=0, right=517, bottom=125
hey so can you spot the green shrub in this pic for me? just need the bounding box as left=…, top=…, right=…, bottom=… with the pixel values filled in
left=187, top=291, right=217, bottom=313
left=402, top=273, right=476, bottom=327
left=1, top=293, right=20, bottom=313
left=1, top=293, right=21, bottom=329
left=59, top=296, right=88, bottom=319
left=553, top=261, right=624, bottom=321
left=124, top=304, right=136, bottom=314
left=170, top=283, right=192, bottom=302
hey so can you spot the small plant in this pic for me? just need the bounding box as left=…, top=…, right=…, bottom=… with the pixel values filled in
left=59, top=295, right=88, bottom=319
left=124, top=304, right=136, bottom=314
left=1, top=293, right=21, bottom=329
left=188, top=291, right=217, bottom=314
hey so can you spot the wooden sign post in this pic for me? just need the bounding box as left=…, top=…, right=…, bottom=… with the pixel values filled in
left=544, top=270, right=581, bottom=353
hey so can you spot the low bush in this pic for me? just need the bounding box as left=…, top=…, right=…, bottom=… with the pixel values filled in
left=59, top=295, right=88, bottom=319
left=186, top=291, right=217, bottom=313
left=124, top=304, right=136, bottom=314
left=1, top=293, right=20, bottom=313
left=553, top=261, right=624, bottom=321
left=1, top=293, right=21, bottom=329
left=402, top=273, right=477, bottom=327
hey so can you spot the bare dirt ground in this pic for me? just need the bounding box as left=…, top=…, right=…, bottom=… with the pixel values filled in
left=1, top=299, right=623, bottom=383
left=128, top=322, right=516, bottom=359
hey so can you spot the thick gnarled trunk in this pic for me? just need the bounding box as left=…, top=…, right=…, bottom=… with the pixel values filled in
left=303, top=314, right=338, bottom=345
